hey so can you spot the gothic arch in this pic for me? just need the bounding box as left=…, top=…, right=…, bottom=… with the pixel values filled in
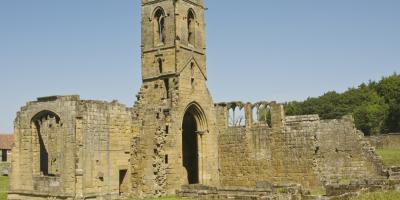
left=182, top=102, right=208, bottom=132
left=31, top=110, right=62, bottom=176
left=187, top=9, right=196, bottom=46
left=181, top=102, right=208, bottom=184
left=153, top=7, right=166, bottom=45
left=31, top=110, right=61, bottom=124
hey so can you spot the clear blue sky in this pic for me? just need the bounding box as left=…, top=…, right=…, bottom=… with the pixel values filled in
left=0, top=0, right=399, bottom=133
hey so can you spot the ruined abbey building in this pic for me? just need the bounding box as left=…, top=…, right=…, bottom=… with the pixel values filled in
left=9, top=0, right=389, bottom=199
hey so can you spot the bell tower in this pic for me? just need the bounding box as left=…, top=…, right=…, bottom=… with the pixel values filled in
left=141, top=0, right=206, bottom=83
left=134, top=0, right=219, bottom=197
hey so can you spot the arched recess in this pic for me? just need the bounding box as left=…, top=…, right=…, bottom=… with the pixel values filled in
left=31, top=110, right=62, bottom=176
left=187, top=9, right=196, bottom=46
left=153, top=7, right=166, bottom=45
left=181, top=102, right=208, bottom=184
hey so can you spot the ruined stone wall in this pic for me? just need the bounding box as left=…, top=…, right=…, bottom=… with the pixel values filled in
left=218, top=103, right=320, bottom=189
left=218, top=126, right=274, bottom=187
left=218, top=102, right=383, bottom=190
left=9, top=96, right=132, bottom=200
left=365, top=133, right=400, bottom=149
left=314, top=116, right=383, bottom=185
left=10, top=96, right=78, bottom=199
left=76, top=100, right=132, bottom=199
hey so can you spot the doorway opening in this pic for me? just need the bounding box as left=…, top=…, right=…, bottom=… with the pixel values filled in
left=182, top=110, right=199, bottom=184
left=119, top=169, right=128, bottom=195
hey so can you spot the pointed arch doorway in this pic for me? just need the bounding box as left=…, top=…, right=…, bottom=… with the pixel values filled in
left=182, top=103, right=207, bottom=185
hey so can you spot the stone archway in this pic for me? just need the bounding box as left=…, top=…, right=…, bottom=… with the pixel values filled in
left=182, top=103, right=207, bottom=184
left=31, top=110, right=62, bottom=176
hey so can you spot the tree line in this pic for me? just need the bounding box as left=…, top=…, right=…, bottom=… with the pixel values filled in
left=283, top=73, right=400, bottom=136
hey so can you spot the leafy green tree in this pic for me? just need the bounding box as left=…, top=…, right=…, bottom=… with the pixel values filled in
left=376, top=74, right=400, bottom=133
left=353, top=103, right=388, bottom=135
left=284, top=73, right=399, bottom=135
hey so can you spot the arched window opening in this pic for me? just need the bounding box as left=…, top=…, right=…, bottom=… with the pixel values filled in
left=154, top=8, right=166, bottom=45
left=228, top=107, right=245, bottom=127
left=187, top=9, right=195, bottom=46
left=158, top=58, right=163, bottom=74
left=32, top=111, right=62, bottom=176
left=253, top=105, right=272, bottom=127
left=252, top=106, right=259, bottom=124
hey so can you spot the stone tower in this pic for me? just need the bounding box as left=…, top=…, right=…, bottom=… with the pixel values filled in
left=132, top=0, right=219, bottom=197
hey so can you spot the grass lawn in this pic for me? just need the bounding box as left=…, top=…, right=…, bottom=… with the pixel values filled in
left=0, top=176, right=8, bottom=200
left=351, top=191, right=400, bottom=200
left=126, top=197, right=187, bottom=200
left=375, top=149, right=400, bottom=166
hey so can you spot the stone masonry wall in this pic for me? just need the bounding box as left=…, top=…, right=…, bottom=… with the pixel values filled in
left=132, top=0, right=218, bottom=198
left=218, top=104, right=320, bottom=189
left=75, top=100, right=132, bottom=199
left=314, top=116, right=382, bottom=186
left=10, top=95, right=78, bottom=199
left=218, top=102, right=383, bottom=190
left=9, top=96, right=132, bottom=200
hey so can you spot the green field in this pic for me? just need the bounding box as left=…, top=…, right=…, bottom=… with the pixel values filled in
left=350, top=190, right=400, bottom=200
left=0, top=176, right=8, bottom=200
left=376, top=149, right=400, bottom=166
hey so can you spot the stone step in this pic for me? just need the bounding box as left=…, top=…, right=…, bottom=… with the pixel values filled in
left=177, top=184, right=303, bottom=200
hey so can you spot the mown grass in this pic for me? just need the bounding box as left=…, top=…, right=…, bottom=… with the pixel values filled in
left=0, top=176, right=8, bottom=200
left=350, top=190, right=400, bottom=200
left=376, top=149, right=400, bottom=166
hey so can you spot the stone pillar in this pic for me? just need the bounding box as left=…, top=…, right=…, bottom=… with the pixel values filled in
left=270, top=102, right=285, bottom=130
left=244, top=103, right=253, bottom=128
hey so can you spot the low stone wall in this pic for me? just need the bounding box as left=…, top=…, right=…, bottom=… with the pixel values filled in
left=325, top=178, right=400, bottom=199
left=365, top=133, right=400, bottom=149
left=177, top=184, right=306, bottom=200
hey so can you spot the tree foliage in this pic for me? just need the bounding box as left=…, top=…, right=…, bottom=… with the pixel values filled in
left=284, top=74, right=400, bottom=136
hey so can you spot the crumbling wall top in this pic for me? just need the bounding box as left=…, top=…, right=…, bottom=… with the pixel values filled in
left=285, top=115, right=320, bottom=123
left=37, top=95, right=80, bottom=102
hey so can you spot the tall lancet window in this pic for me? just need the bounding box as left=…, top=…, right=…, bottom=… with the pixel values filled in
left=157, top=58, right=163, bottom=74
left=154, top=8, right=166, bottom=45
left=187, top=9, right=195, bottom=46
